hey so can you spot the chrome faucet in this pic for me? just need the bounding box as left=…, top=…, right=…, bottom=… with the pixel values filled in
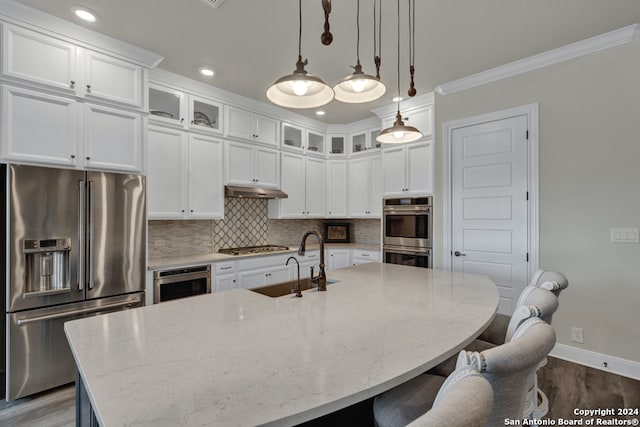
left=286, top=256, right=302, bottom=297
left=297, top=230, right=327, bottom=291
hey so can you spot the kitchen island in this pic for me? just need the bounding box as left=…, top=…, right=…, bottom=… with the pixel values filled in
left=65, top=263, right=498, bottom=426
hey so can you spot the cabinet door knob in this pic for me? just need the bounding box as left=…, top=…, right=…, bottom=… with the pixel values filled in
left=181, top=209, right=185, bottom=213
left=86, top=84, right=91, bottom=93
left=180, top=118, right=184, bottom=123
left=70, top=154, right=76, bottom=159
left=190, top=209, right=194, bottom=213
left=86, top=156, right=91, bottom=160
left=70, top=81, right=75, bottom=88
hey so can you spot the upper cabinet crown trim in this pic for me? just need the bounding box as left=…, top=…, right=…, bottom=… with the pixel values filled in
left=0, top=1, right=163, bottom=68
left=436, top=23, right=640, bottom=96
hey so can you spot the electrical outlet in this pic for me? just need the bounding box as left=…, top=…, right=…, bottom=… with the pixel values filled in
left=571, top=327, right=584, bottom=344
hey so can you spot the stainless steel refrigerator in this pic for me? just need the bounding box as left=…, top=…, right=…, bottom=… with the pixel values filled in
left=2, top=164, right=146, bottom=401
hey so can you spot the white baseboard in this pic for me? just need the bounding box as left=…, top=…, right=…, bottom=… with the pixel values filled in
left=550, top=343, right=640, bottom=381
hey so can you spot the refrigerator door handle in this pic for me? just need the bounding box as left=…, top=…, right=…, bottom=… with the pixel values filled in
left=87, top=181, right=94, bottom=290
left=15, top=298, right=142, bottom=326
left=78, top=181, right=85, bottom=291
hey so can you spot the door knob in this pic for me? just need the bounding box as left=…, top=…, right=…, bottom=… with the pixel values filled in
left=454, top=251, right=466, bottom=257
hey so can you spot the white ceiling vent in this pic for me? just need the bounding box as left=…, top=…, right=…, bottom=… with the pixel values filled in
left=200, top=0, right=226, bottom=9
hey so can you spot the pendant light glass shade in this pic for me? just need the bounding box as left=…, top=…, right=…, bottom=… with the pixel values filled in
left=377, top=111, right=422, bottom=144
left=266, top=56, right=334, bottom=108
left=334, top=63, right=386, bottom=103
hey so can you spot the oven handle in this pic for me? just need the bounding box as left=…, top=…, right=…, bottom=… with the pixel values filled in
left=15, top=299, right=141, bottom=326
left=383, top=206, right=431, bottom=214
left=384, top=246, right=432, bottom=256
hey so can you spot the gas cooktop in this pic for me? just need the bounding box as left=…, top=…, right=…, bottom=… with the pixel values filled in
left=218, top=245, right=290, bottom=256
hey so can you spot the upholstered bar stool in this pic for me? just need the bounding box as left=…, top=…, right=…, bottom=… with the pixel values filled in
left=374, top=366, right=493, bottom=427
left=373, top=318, right=556, bottom=427
left=430, top=285, right=559, bottom=377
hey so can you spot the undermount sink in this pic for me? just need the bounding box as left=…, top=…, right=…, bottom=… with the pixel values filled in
left=251, top=278, right=339, bottom=298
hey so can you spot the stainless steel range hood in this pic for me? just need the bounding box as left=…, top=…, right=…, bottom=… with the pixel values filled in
left=224, top=185, right=288, bottom=199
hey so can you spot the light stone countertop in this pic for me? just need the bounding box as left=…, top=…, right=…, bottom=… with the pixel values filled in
left=147, top=242, right=382, bottom=270
left=65, top=263, right=498, bottom=427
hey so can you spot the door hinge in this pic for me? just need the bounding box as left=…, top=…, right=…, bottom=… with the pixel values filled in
left=526, top=253, right=529, bottom=262
left=526, top=130, right=529, bottom=140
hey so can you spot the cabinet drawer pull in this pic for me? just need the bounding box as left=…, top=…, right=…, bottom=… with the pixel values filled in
left=70, top=81, right=75, bottom=89
left=220, top=266, right=232, bottom=270
left=86, top=84, right=91, bottom=93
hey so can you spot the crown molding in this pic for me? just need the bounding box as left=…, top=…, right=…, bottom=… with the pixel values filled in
left=371, top=91, right=434, bottom=119
left=436, top=23, right=640, bottom=96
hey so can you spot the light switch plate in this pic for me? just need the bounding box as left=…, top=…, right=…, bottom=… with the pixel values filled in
left=610, top=228, right=639, bottom=243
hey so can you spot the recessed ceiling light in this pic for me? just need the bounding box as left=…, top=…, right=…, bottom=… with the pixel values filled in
left=315, top=111, right=326, bottom=116
left=392, top=96, right=403, bottom=102
left=199, top=67, right=215, bottom=77
left=70, top=6, right=98, bottom=23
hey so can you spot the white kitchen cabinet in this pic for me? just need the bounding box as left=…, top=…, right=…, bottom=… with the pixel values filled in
left=214, top=261, right=238, bottom=292
left=297, top=250, right=322, bottom=278
left=351, top=249, right=381, bottom=265
left=148, top=126, right=224, bottom=219
left=0, top=84, right=143, bottom=172
left=83, top=103, right=143, bottom=172
left=0, top=84, right=78, bottom=167
left=349, top=127, right=381, bottom=156
left=325, top=160, right=348, bottom=217
left=382, top=141, right=433, bottom=196
left=269, top=153, right=325, bottom=218
left=348, top=155, right=383, bottom=217
left=83, top=49, right=144, bottom=108
left=238, top=264, right=291, bottom=289
left=328, top=248, right=350, bottom=270
left=281, top=123, right=325, bottom=156
left=327, top=134, right=346, bottom=157
left=225, top=140, right=280, bottom=188
left=2, top=24, right=145, bottom=109
left=187, top=134, right=225, bottom=218
left=148, top=83, right=188, bottom=128
left=189, top=94, right=223, bottom=134
left=225, top=105, right=278, bottom=146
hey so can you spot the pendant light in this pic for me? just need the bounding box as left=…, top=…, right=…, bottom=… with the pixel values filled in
left=266, top=0, right=334, bottom=109
left=333, top=0, right=385, bottom=103
left=377, top=0, right=422, bottom=144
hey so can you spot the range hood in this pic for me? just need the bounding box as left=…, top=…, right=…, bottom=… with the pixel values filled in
left=224, top=185, right=288, bottom=199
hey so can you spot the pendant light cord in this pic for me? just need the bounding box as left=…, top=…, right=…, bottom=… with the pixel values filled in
left=298, top=0, right=302, bottom=57
left=396, top=0, right=400, bottom=110
left=373, top=0, right=382, bottom=78
left=408, top=0, right=417, bottom=96
left=356, top=0, right=360, bottom=64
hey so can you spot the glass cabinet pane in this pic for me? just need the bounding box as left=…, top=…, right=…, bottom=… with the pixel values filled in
left=149, top=87, right=182, bottom=123
left=330, top=136, right=345, bottom=154
left=192, top=98, right=220, bottom=130
left=307, top=131, right=324, bottom=154
left=370, top=129, right=382, bottom=149
left=352, top=133, right=366, bottom=153
left=283, top=124, right=303, bottom=149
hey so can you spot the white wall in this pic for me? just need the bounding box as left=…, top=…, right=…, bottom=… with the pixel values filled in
left=433, top=39, right=640, bottom=362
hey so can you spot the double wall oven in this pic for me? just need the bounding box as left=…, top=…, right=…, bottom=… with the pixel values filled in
left=383, top=196, right=433, bottom=268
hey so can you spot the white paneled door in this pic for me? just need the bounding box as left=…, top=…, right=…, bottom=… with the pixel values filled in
left=451, top=115, right=529, bottom=314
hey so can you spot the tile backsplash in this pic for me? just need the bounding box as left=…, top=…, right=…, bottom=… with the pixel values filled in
left=148, top=198, right=381, bottom=258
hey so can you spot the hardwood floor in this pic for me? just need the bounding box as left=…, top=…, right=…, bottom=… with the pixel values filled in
left=0, top=384, right=75, bottom=427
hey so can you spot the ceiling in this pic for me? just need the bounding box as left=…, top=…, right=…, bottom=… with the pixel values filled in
left=12, top=0, right=640, bottom=124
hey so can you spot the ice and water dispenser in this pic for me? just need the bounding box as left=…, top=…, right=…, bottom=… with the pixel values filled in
left=23, top=238, right=71, bottom=296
